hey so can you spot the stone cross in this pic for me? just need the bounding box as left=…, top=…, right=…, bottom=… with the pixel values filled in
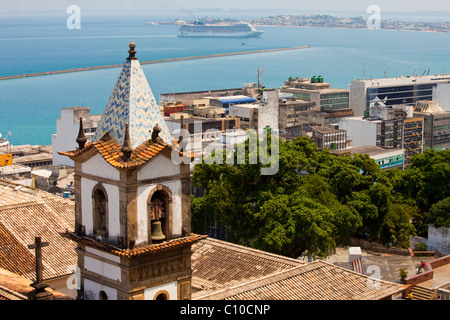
left=27, top=237, right=52, bottom=299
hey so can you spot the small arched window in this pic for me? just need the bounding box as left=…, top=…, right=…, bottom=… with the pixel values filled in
left=99, top=291, right=108, bottom=300
left=93, top=185, right=108, bottom=238
left=153, top=290, right=169, bottom=300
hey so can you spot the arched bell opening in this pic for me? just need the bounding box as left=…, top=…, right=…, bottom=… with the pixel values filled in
left=148, top=186, right=172, bottom=244
left=92, top=184, right=108, bottom=239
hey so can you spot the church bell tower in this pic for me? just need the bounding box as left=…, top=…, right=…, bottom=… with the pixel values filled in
left=60, top=41, right=205, bottom=300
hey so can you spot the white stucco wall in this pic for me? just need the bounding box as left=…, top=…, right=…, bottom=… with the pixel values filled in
left=52, top=108, right=80, bottom=167
left=82, top=153, right=120, bottom=181
left=84, top=247, right=121, bottom=282
left=349, top=80, right=367, bottom=117
left=135, top=180, right=182, bottom=246
left=84, top=279, right=118, bottom=300
left=339, top=117, right=377, bottom=148
left=433, top=82, right=450, bottom=111
left=144, top=281, right=177, bottom=300
left=137, top=154, right=180, bottom=181
left=258, top=89, right=279, bottom=134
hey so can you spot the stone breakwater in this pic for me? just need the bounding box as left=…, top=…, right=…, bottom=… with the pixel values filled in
left=0, top=46, right=310, bottom=81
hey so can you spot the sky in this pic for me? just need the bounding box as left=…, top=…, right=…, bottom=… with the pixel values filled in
left=2, top=0, right=450, bottom=16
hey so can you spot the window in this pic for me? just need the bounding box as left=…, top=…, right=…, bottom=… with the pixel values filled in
left=153, top=290, right=170, bottom=300
left=93, top=185, right=108, bottom=238
left=155, top=293, right=168, bottom=300
left=99, top=291, right=108, bottom=300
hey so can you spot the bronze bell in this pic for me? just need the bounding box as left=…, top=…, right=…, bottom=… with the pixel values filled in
left=151, top=220, right=165, bottom=241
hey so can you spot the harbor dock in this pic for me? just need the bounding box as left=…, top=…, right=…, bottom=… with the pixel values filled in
left=0, top=45, right=310, bottom=81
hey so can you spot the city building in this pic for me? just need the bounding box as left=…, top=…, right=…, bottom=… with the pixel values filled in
left=303, top=125, right=347, bottom=151
left=52, top=107, right=101, bottom=167
left=332, top=145, right=405, bottom=170
left=349, top=74, right=450, bottom=117
left=281, top=76, right=350, bottom=112
left=340, top=104, right=423, bottom=167
left=159, top=84, right=260, bottom=112
left=280, top=76, right=354, bottom=131
left=0, top=163, right=32, bottom=186
left=11, top=144, right=52, bottom=169
left=228, top=89, right=279, bottom=133
left=165, top=113, right=240, bottom=156
left=278, top=96, right=316, bottom=136
left=413, top=100, right=450, bottom=151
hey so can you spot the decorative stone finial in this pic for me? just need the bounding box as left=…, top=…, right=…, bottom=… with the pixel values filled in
left=151, top=123, right=163, bottom=144
left=121, top=123, right=133, bottom=161
left=127, top=40, right=137, bottom=60
left=76, top=117, right=87, bottom=149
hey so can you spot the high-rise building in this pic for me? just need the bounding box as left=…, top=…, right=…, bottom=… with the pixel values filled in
left=413, top=100, right=450, bottom=151
left=340, top=104, right=423, bottom=167
left=349, top=74, right=450, bottom=117
left=281, top=76, right=350, bottom=111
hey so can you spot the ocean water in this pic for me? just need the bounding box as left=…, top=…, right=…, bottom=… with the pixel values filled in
left=0, top=14, right=449, bottom=146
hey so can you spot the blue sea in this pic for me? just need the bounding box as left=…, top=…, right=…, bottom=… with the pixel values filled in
left=0, top=14, right=449, bottom=146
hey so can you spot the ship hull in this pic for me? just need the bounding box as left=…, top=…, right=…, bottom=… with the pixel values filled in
left=178, top=31, right=263, bottom=38
left=177, top=23, right=264, bottom=38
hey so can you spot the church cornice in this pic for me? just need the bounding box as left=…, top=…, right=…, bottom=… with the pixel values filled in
left=58, top=133, right=191, bottom=170
left=64, top=231, right=206, bottom=259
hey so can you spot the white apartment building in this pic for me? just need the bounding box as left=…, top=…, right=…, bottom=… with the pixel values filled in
left=349, top=74, right=450, bottom=116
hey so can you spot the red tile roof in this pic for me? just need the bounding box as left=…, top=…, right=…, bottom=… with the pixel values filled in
left=191, top=238, right=304, bottom=292
left=58, top=134, right=191, bottom=169
left=193, top=260, right=406, bottom=300
left=65, top=232, right=207, bottom=258
left=0, top=180, right=76, bottom=281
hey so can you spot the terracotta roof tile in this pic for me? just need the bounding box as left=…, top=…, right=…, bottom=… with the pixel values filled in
left=193, top=260, right=406, bottom=300
left=0, top=180, right=76, bottom=282
left=191, top=238, right=304, bottom=293
left=59, top=134, right=194, bottom=169
left=65, top=232, right=207, bottom=258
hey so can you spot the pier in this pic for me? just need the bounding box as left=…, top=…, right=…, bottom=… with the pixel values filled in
left=0, top=45, right=310, bottom=81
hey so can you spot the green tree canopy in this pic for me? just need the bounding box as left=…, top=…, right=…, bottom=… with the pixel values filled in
left=191, top=135, right=432, bottom=258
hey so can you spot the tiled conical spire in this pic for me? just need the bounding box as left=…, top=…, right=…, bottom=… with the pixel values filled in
left=93, top=41, right=173, bottom=148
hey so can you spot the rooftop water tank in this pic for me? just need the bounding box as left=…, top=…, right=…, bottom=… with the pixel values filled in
left=311, top=76, right=318, bottom=83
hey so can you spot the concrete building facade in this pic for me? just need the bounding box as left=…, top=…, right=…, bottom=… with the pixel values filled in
left=339, top=104, right=423, bottom=167
left=349, top=74, right=450, bottom=117
left=413, top=101, right=450, bottom=151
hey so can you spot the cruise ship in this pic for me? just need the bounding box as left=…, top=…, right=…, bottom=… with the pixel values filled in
left=178, top=22, right=263, bottom=38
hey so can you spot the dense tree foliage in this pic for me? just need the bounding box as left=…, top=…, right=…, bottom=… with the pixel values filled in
left=191, top=135, right=449, bottom=259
